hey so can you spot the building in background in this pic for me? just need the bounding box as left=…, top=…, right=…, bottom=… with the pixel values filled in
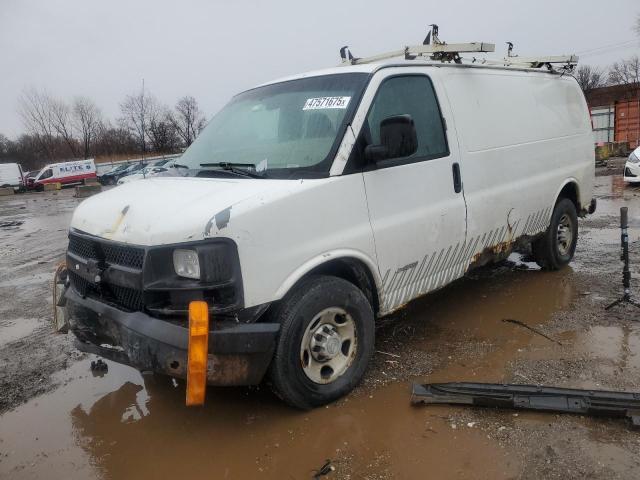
left=585, top=84, right=640, bottom=150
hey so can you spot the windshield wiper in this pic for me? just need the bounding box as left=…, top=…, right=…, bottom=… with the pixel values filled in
left=199, top=162, right=264, bottom=179
left=172, top=163, right=189, bottom=169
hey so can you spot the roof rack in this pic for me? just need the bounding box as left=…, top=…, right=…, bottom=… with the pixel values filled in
left=471, top=55, right=579, bottom=72
left=339, top=25, right=579, bottom=73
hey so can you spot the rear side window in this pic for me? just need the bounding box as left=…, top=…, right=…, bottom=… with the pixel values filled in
left=366, top=75, right=448, bottom=161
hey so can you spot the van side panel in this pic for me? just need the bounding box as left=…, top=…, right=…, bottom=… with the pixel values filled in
left=0, top=163, right=24, bottom=190
left=441, top=70, right=594, bottom=265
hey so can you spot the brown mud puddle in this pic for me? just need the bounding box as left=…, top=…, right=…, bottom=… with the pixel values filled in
left=3, top=175, right=640, bottom=479
left=0, top=262, right=578, bottom=480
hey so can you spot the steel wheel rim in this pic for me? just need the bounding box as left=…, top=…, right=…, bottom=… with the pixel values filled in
left=556, top=213, right=573, bottom=256
left=300, top=307, right=358, bottom=384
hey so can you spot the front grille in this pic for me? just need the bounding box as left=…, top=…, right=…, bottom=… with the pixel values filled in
left=68, top=233, right=145, bottom=269
left=69, top=271, right=143, bottom=312
left=110, top=284, right=144, bottom=311
left=68, top=232, right=146, bottom=312
left=68, top=234, right=98, bottom=259
left=102, top=243, right=144, bottom=269
left=69, top=271, right=90, bottom=296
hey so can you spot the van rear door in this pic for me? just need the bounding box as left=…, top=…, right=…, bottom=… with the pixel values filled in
left=358, top=71, right=467, bottom=313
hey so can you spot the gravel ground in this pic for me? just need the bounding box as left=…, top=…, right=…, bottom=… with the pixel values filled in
left=1, top=170, right=640, bottom=479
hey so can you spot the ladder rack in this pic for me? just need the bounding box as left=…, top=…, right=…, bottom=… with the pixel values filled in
left=471, top=55, right=579, bottom=71
left=340, top=42, right=495, bottom=66
left=339, top=26, right=579, bottom=73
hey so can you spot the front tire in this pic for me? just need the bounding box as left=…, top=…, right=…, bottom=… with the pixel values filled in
left=268, top=275, right=375, bottom=409
left=533, top=198, right=578, bottom=270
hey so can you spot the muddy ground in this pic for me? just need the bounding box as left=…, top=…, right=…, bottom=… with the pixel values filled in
left=1, top=164, right=640, bottom=479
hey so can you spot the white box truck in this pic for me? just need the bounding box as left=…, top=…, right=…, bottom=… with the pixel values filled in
left=0, top=162, right=25, bottom=192
left=63, top=40, right=595, bottom=408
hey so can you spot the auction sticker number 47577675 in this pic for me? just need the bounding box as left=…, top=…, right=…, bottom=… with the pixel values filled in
left=303, top=96, right=351, bottom=110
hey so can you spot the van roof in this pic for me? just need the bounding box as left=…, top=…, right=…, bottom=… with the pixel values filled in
left=256, top=59, right=574, bottom=89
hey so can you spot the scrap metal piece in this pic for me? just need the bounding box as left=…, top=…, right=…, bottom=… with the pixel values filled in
left=606, top=207, right=640, bottom=311
left=52, top=263, right=70, bottom=333
left=411, top=382, right=640, bottom=428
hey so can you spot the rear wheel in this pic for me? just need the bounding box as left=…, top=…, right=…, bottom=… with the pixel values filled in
left=533, top=198, right=578, bottom=270
left=268, top=275, right=375, bottom=409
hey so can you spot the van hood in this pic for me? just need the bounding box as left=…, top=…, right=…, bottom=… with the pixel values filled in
left=70, top=176, right=296, bottom=245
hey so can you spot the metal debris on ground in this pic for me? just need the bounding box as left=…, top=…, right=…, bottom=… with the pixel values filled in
left=312, top=459, right=335, bottom=479
left=605, top=206, right=640, bottom=311
left=0, top=220, right=24, bottom=228
left=90, top=359, right=108, bottom=373
left=501, top=318, right=563, bottom=345
left=411, top=382, right=640, bottom=428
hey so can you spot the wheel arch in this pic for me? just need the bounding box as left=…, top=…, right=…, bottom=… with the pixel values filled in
left=554, top=179, right=581, bottom=212
left=273, top=250, right=382, bottom=316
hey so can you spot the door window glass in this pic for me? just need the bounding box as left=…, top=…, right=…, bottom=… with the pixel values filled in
left=365, top=75, right=448, bottom=161
left=39, top=169, right=53, bottom=180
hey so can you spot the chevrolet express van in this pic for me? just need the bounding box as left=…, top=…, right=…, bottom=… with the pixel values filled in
left=64, top=57, right=595, bottom=408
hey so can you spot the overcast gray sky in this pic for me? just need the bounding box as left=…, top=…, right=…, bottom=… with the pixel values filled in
left=1, top=0, right=638, bottom=137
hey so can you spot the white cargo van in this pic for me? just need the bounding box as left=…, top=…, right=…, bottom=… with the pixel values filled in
left=0, top=162, right=25, bottom=192
left=31, top=159, right=96, bottom=190
left=64, top=41, right=595, bottom=408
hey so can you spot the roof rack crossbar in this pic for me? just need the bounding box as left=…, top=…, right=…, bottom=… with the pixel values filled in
left=341, top=42, right=496, bottom=66
left=471, top=55, right=579, bottom=71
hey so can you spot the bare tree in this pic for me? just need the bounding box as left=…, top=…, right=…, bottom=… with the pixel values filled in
left=574, top=65, right=607, bottom=93
left=149, top=107, right=180, bottom=153
left=18, top=87, right=57, bottom=159
left=119, top=87, right=159, bottom=154
left=609, top=55, right=640, bottom=87
left=72, top=97, right=103, bottom=159
left=169, top=96, right=206, bottom=147
left=0, top=133, right=9, bottom=158
left=50, top=97, right=79, bottom=158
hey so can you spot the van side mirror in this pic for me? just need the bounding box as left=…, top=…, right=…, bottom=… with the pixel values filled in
left=364, top=114, right=418, bottom=163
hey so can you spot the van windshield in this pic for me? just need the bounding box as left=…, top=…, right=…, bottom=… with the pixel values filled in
left=179, top=73, right=369, bottom=179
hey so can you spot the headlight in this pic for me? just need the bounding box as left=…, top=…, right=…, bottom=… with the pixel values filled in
left=629, top=152, right=640, bottom=164
left=173, top=249, right=201, bottom=279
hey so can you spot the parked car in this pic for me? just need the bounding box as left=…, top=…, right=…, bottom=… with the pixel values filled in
left=64, top=51, right=595, bottom=409
left=623, top=146, right=640, bottom=184
left=106, top=162, right=147, bottom=184
left=31, top=159, right=96, bottom=190
left=0, top=162, right=26, bottom=192
left=117, top=160, right=183, bottom=184
left=98, top=163, right=132, bottom=185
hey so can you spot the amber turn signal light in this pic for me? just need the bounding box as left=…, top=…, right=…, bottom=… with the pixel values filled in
left=186, top=301, right=209, bottom=406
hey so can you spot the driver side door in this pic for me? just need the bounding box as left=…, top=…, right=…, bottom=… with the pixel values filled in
left=359, top=71, right=468, bottom=313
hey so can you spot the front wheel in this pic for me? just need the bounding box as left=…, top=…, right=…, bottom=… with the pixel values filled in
left=268, top=275, right=375, bottom=409
left=533, top=198, right=578, bottom=270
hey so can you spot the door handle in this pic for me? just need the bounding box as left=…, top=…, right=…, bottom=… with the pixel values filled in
left=452, top=162, right=462, bottom=194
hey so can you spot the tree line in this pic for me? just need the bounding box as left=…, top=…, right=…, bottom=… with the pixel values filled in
left=575, top=55, right=640, bottom=95
left=0, top=87, right=207, bottom=171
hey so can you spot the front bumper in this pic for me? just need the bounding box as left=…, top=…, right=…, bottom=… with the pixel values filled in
left=624, top=161, right=640, bottom=183
left=66, top=288, right=279, bottom=386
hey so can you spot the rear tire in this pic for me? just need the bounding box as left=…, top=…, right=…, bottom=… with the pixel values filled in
left=533, top=198, right=578, bottom=270
left=268, top=275, right=375, bottom=409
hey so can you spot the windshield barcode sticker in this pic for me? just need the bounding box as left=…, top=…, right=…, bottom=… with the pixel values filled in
left=303, top=96, right=351, bottom=110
